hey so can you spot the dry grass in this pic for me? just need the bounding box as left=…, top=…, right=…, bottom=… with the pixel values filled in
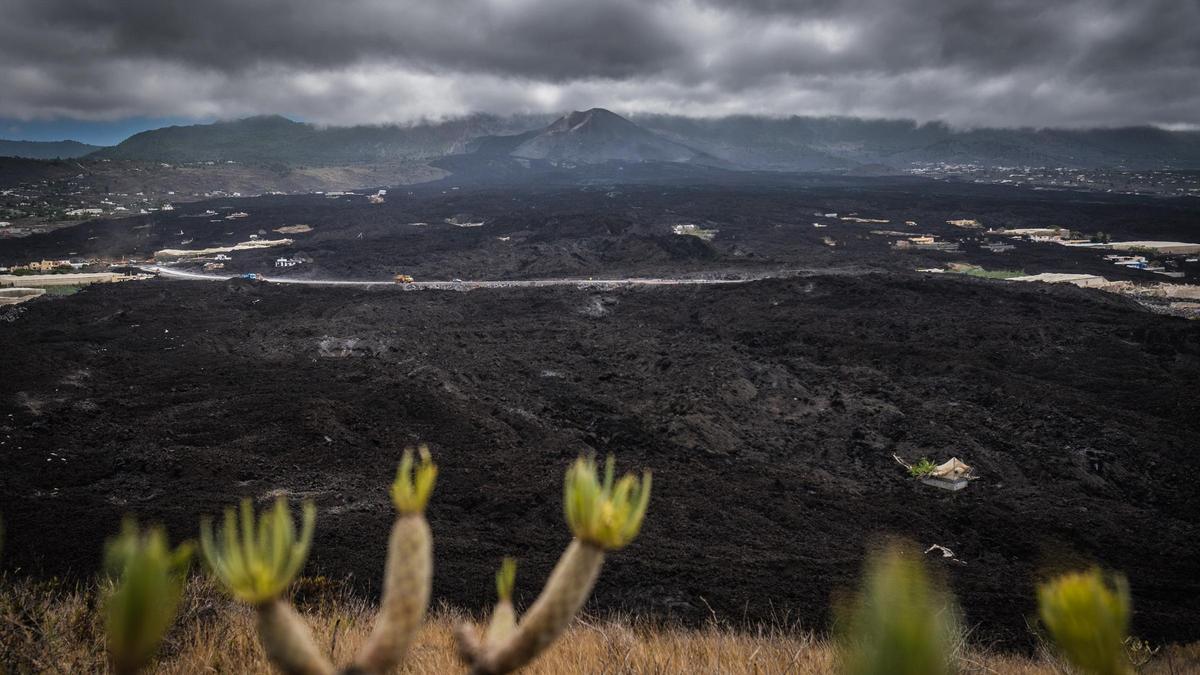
left=2, top=575, right=1197, bottom=674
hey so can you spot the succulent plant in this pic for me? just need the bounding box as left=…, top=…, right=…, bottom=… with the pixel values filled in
left=837, top=542, right=958, bottom=675
left=194, top=450, right=439, bottom=675
left=200, top=497, right=316, bottom=605
left=353, top=446, right=437, bottom=673
left=103, top=518, right=193, bottom=675
left=1038, top=569, right=1131, bottom=675
left=390, top=444, right=438, bottom=514
left=4, top=449, right=659, bottom=675
left=564, top=455, right=652, bottom=550
left=456, top=454, right=652, bottom=675
left=200, top=497, right=331, bottom=675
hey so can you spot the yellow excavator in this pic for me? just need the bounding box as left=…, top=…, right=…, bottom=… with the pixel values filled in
left=394, top=274, right=415, bottom=284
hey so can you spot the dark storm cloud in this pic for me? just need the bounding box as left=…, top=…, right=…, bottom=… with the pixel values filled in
left=1, top=0, right=1197, bottom=128
left=14, top=0, right=685, bottom=80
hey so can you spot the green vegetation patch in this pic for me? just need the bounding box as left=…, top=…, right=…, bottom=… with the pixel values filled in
left=907, top=458, right=937, bottom=478
left=39, top=284, right=86, bottom=295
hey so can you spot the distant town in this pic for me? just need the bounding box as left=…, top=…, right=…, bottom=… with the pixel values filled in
left=0, top=157, right=431, bottom=238
left=0, top=160, right=253, bottom=238
left=908, top=163, right=1200, bottom=197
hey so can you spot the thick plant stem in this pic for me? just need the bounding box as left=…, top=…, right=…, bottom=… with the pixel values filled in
left=256, top=599, right=335, bottom=675
left=354, top=514, right=432, bottom=673
left=468, top=539, right=605, bottom=674
left=484, top=599, right=517, bottom=649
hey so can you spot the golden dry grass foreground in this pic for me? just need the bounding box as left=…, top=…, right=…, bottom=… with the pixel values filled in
left=2, top=576, right=1198, bottom=674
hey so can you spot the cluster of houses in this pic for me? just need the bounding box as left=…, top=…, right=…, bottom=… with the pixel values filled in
left=60, top=202, right=177, bottom=220
left=1103, top=254, right=1186, bottom=278
left=3, top=258, right=82, bottom=273
left=983, top=226, right=1198, bottom=279
left=986, top=227, right=1075, bottom=242
left=0, top=257, right=150, bottom=276
left=1106, top=254, right=1153, bottom=270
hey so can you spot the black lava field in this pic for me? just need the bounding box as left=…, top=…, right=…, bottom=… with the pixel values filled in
left=4, top=171, right=1200, bottom=284
left=2, top=174, right=1199, bottom=648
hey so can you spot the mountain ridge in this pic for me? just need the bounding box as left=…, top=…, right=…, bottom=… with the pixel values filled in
left=82, top=109, right=1200, bottom=171
left=91, top=114, right=556, bottom=165
left=510, top=108, right=712, bottom=165
left=0, top=139, right=105, bottom=160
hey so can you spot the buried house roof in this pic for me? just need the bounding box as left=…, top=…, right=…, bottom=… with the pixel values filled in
left=930, top=457, right=973, bottom=480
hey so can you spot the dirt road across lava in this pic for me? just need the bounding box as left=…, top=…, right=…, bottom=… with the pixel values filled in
left=145, top=264, right=787, bottom=289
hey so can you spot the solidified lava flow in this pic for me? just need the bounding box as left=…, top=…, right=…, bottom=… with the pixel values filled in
left=2, top=177, right=1199, bottom=648
left=1, top=270, right=1198, bottom=647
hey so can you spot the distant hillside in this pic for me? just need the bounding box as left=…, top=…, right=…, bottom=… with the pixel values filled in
left=510, top=108, right=712, bottom=165
left=86, top=112, right=1200, bottom=171
left=91, top=114, right=555, bottom=165
left=0, top=139, right=104, bottom=159
left=634, top=115, right=1200, bottom=171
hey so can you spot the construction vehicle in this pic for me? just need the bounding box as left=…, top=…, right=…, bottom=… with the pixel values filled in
left=394, top=274, right=415, bottom=284
left=241, top=273, right=268, bottom=282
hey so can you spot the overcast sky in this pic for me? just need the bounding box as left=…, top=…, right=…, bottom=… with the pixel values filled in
left=2, top=0, right=1198, bottom=142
